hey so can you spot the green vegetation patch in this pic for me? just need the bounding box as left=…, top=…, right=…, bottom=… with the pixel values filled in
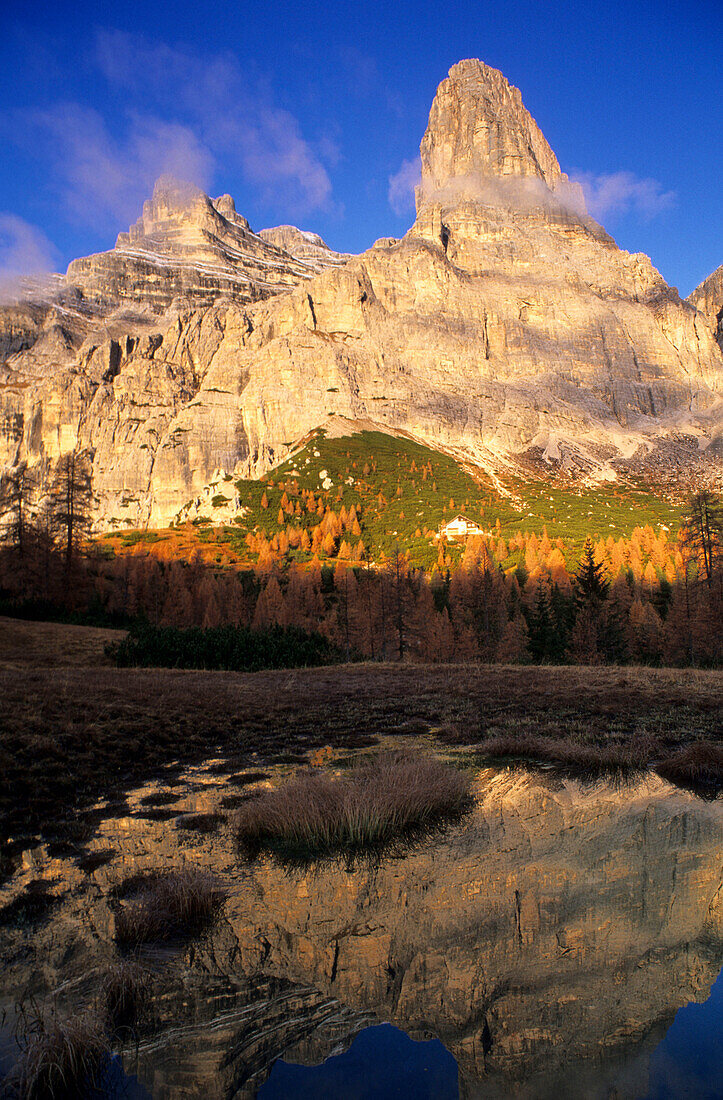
left=108, top=622, right=346, bottom=671
left=220, top=427, right=683, bottom=567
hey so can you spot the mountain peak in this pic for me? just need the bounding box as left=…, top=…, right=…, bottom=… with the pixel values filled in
left=417, top=58, right=583, bottom=214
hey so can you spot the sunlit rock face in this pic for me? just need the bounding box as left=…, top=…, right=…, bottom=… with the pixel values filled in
left=1, top=60, right=722, bottom=531
left=688, top=263, right=723, bottom=350
left=64, top=177, right=348, bottom=315
left=258, top=225, right=351, bottom=272
left=1, top=767, right=721, bottom=1098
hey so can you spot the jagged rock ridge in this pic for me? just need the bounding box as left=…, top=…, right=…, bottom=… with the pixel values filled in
left=65, top=176, right=349, bottom=315
left=1, top=59, right=722, bottom=529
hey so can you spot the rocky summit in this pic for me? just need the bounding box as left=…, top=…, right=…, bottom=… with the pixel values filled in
left=1, top=58, right=722, bottom=530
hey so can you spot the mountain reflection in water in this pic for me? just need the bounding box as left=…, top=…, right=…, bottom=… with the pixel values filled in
left=1, top=765, right=721, bottom=1098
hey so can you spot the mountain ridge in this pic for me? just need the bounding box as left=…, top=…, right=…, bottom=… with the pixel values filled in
left=0, top=58, right=721, bottom=533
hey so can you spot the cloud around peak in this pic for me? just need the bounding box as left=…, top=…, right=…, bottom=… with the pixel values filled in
left=388, top=158, right=421, bottom=216
left=0, top=214, right=59, bottom=301
left=8, top=30, right=338, bottom=241
left=570, top=170, right=676, bottom=221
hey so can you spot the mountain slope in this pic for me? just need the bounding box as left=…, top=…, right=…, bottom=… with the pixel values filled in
left=1, top=59, right=721, bottom=533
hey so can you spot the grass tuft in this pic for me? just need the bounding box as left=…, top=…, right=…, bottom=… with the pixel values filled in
left=478, top=733, right=654, bottom=776
left=234, top=754, right=472, bottom=859
left=655, top=742, right=723, bottom=793
left=4, top=1010, right=108, bottom=1099
left=113, top=868, right=226, bottom=947
left=102, top=958, right=152, bottom=1031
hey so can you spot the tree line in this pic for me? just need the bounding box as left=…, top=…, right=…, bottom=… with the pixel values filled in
left=1, top=464, right=721, bottom=667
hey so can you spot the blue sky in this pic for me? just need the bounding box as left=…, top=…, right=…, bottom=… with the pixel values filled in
left=0, top=0, right=720, bottom=296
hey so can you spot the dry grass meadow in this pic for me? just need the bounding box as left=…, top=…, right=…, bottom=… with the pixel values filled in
left=1, top=616, right=721, bottom=879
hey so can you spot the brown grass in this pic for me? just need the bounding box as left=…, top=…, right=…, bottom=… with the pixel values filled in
left=113, top=868, right=226, bottom=947
left=1, top=627, right=721, bottom=879
left=0, top=615, right=124, bottom=669
left=234, top=754, right=472, bottom=858
left=479, top=733, right=655, bottom=774
left=655, top=742, right=723, bottom=791
left=101, top=958, right=152, bottom=1031
left=3, top=1011, right=108, bottom=1099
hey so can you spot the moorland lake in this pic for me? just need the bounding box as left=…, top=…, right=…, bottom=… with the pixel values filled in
left=1, top=754, right=721, bottom=1098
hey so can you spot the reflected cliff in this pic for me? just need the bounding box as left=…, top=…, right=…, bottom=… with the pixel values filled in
left=1, top=763, right=721, bottom=1098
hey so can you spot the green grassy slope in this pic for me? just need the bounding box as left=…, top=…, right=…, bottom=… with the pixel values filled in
left=192, top=427, right=685, bottom=568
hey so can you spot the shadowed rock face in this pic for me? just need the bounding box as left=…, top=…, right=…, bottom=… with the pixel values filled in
left=1, top=767, right=721, bottom=1098
left=1, top=60, right=722, bottom=530
left=688, top=263, right=723, bottom=350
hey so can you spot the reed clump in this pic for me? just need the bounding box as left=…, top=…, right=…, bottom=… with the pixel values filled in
left=234, top=754, right=472, bottom=858
left=3, top=1011, right=108, bottom=1099
left=101, top=958, right=153, bottom=1030
left=113, top=868, right=225, bottom=947
left=480, top=734, right=653, bottom=775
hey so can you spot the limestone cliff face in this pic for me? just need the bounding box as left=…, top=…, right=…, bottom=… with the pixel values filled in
left=1, top=768, right=721, bottom=1098
left=1, top=60, right=722, bottom=530
left=688, top=263, right=723, bottom=349
left=418, top=58, right=581, bottom=208
left=65, top=176, right=348, bottom=315
left=258, top=224, right=351, bottom=271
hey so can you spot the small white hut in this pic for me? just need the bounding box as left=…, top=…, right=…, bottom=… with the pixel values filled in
left=439, top=514, right=485, bottom=543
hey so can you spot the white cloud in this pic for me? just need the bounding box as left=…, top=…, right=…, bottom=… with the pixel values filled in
left=93, top=30, right=335, bottom=218
left=388, top=158, right=421, bottom=216
left=570, top=170, right=676, bottom=220
left=6, top=32, right=337, bottom=235
left=0, top=214, right=59, bottom=296
left=25, top=103, right=213, bottom=229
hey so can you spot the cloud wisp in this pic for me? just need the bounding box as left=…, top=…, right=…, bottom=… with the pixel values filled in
left=9, top=30, right=337, bottom=238
left=570, top=170, right=676, bottom=221
left=388, top=156, right=675, bottom=229
left=388, top=158, right=421, bottom=216
left=23, top=103, right=214, bottom=231
left=0, top=214, right=59, bottom=301
left=94, top=30, right=335, bottom=217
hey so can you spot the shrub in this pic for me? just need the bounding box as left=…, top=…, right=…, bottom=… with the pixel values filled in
left=107, top=622, right=346, bottom=671
left=113, top=868, right=226, bottom=947
left=4, top=1011, right=108, bottom=1099
left=234, top=754, right=472, bottom=859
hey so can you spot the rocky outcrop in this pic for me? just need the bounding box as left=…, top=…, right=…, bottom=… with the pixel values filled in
left=65, top=177, right=349, bottom=315
left=417, top=58, right=586, bottom=213
left=1, top=60, right=722, bottom=529
left=688, top=263, right=723, bottom=349
left=258, top=224, right=350, bottom=271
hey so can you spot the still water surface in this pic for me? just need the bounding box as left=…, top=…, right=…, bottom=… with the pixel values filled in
left=1, top=762, right=721, bottom=1097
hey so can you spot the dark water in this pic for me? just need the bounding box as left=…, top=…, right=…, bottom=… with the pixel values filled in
left=1, top=766, right=722, bottom=1098
left=259, top=1022, right=459, bottom=1099
left=646, top=968, right=723, bottom=1100
left=256, top=971, right=723, bottom=1100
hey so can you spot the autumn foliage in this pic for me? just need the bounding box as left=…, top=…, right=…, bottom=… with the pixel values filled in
left=1, top=496, right=722, bottom=667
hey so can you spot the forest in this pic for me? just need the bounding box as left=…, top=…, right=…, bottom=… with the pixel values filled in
left=1, top=459, right=721, bottom=668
